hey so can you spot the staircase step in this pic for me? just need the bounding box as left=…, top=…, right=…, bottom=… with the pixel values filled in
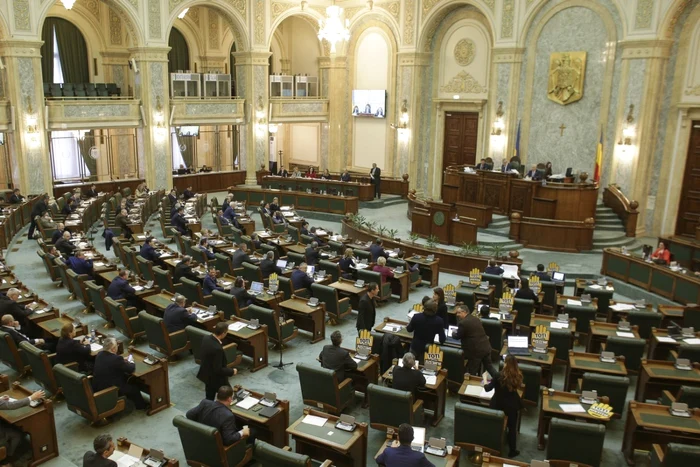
left=592, top=237, right=637, bottom=248
left=595, top=218, right=624, bottom=225
left=595, top=225, right=627, bottom=232
left=595, top=213, right=619, bottom=220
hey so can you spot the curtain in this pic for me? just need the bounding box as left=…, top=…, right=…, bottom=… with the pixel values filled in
left=168, top=28, right=190, bottom=74
left=77, top=131, right=96, bottom=180
left=40, top=19, right=58, bottom=83
left=50, top=131, right=89, bottom=180
left=53, top=18, right=89, bottom=84
left=171, top=130, right=187, bottom=170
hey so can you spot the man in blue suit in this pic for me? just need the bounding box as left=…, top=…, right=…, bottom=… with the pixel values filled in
left=93, top=338, right=147, bottom=410
left=223, top=202, right=238, bottom=223
left=291, top=263, right=314, bottom=294
left=376, top=424, right=435, bottom=467
left=203, top=268, right=223, bottom=296
left=186, top=386, right=253, bottom=445
left=217, top=209, right=230, bottom=226
left=164, top=294, right=198, bottom=333
left=171, top=206, right=188, bottom=235
left=500, top=158, right=512, bottom=173
left=199, top=238, right=216, bottom=261
left=140, top=236, right=163, bottom=266
left=51, top=223, right=65, bottom=244
left=67, top=250, right=94, bottom=279
left=107, top=269, right=138, bottom=308
left=370, top=238, right=389, bottom=262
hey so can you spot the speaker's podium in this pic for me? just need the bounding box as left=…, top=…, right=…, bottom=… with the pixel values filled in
left=411, top=201, right=476, bottom=246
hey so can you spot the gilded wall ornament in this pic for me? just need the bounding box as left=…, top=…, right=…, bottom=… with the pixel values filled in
left=440, top=71, right=485, bottom=94
left=685, top=85, right=700, bottom=96
left=404, top=0, right=415, bottom=45
left=13, top=0, right=31, bottom=31
left=454, top=39, right=476, bottom=66
left=190, top=7, right=200, bottom=26
left=209, top=11, right=220, bottom=50
left=271, top=2, right=296, bottom=20
left=254, top=0, right=265, bottom=45
left=547, top=51, right=586, bottom=105
left=635, top=0, right=654, bottom=30
left=109, top=8, right=122, bottom=45
left=379, top=2, right=400, bottom=22
left=148, top=0, right=161, bottom=39
left=501, top=0, right=514, bottom=38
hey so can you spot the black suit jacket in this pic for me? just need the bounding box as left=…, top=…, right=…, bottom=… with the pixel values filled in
left=51, top=229, right=64, bottom=244
left=171, top=213, right=188, bottom=234
left=369, top=244, right=388, bottom=262
left=55, top=238, right=77, bottom=257
left=485, top=266, right=504, bottom=275
left=291, top=269, right=313, bottom=292
left=83, top=451, right=117, bottom=467
left=259, top=259, right=282, bottom=278
left=515, top=288, right=539, bottom=305
left=305, top=247, right=320, bottom=266
left=230, top=287, right=252, bottom=305
left=392, top=365, right=426, bottom=395
left=30, top=199, right=47, bottom=218
left=186, top=399, right=241, bottom=445
left=92, top=351, right=135, bottom=392
left=196, top=334, right=234, bottom=388
left=84, top=189, right=99, bottom=198
left=231, top=250, right=253, bottom=269
left=407, top=313, right=445, bottom=355
left=370, top=167, right=381, bottom=182
left=453, top=315, right=492, bottom=360
left=56, top=337, right=92, bottom=371
left=318, top=345, right=357, bottom=382
left=8, top=194, right=23, bottom=204
left=174, top=262, right=200, bottom=284
left=0, top=296, right=32, bottom=325
left=0, top=325, right=39, bottom=346
left=164, top=303, right=197, bottom=333
left=484, top=371, right=522, bottom=413
left=356, top=294, right=376, bottom=331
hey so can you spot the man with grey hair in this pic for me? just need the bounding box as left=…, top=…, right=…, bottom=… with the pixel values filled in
left=93, top=337, right=147, bottom=410
left=55, top=230, right=77, bottom=257
left=82, top=434, right=117, bottom=467
left=0, top=384, right=45, bottom=465
left=0, top=288, right=33, bottom=326
left=392, top=352, right=426, bottom=396
left=305, top=241, right=320, bottom=266
left=0, top=314, right=45, bottom=347
left=51, top=222, right=65, bottom=244
left=164, top=294, right=198, bottom=333
left=291, top=262, right=313, bottom=294
left=260, top=251, right=281, bottom=279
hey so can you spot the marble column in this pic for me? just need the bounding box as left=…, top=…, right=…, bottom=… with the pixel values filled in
left=233, top=51, right=271, bottom=185
left=128, top=47, right=172, bottom=190
left=492, top=48, right=525, bottom=160
left=0, top=41, right=53, bottom=195
left=320, top=55, right=348, bottom=173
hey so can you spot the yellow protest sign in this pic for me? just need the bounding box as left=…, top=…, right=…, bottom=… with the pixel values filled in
left=500, top=291, right=514, bottom=311
left=356, top=329, right=373, bottom=354
left=469, top=268, right=482, bottom=285
left=268, top=273, right=279, bottom=290
left=532, top=324, right=550, bottom=348
left=424, top=343, right=443, bottom=371
left=529, top=275, right=541, bottom=294
left=444, top=284, right=456, bottom=305
left=587, top=402, right=613, bottom=419
left=547, top=262, right=560, bottom=273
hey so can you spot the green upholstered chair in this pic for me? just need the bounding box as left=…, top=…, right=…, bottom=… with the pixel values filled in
left=676, top=343, right=700, bottom=363
left=546, top=418, right=606, bottom=467
left=627, top=310, right=662, bottom=340
left=604, top=336, right=646, bottom=372
left=19, top=341, right=63, bottom=396
left=454, top=402, right=506, bottom=454
left=185, top=325, right=240, bottom=367
left=311, top=283, right=351, bottom=322
left=353, top=249, right=371, bottom=262
left=180, top=277, right=211, bottom=305
left=457, top=289, right=478, bottom=314
left=358, top=269, right=391, bottom=302
left=585, top=287, right=613, bottom=321
left=247, top=305, right=297, bottom=346
left=66, top=269, right=90, bottom=308
left=215, top=216, right=233, bottom=237
left=513, top=298, right=535, bottom=329
left=684, top=307, right=700, bottom=330
left=260, top=243, right=279, bottom=260
left=297, top=363, right=354, bottom=415
left=565, top=304, right=597, bottom=337
left=287, top=225, right=299, bottom=243
left=549, top=328, right=573, bottom=363
left=278, top=276, right=295, bottom=300
left=299, top=234, right=313, bottom=245
left=138, top=311, right=190, bottom=358
left=253, top=440, right=327, bottom=467
left=214, top=253, right=235, bottom=276
left=241, top=262, right=263, bottom=285
left=482, top=273, right=504, bottom=299
left=172, top=231, right=186, bottom=254
left=327, top=240, right=344, bottom=253
left=387, top=258, right=420, bottom=288
left=54, top=258, right=75, bottom=298
left=651, top=443, right=700, bottom=467
left=438, top=345, right=465, bottom=392
left=37, top=249, right=61, bottom=284
left=54, top=363, right=126, bottom=425
left=153, top=266, right=180, bottom=293
left=211, top=290, right=245, bottom=320
left=580, top=373, right=629, bottom=417
left=86, top=280, right=112, bottom=322
left=287, top=252, right=305, bottom=266
left=519, top=363, right=542, bottom=406
left=368, top=383, right=423, bottom=431
left=370, top=331, right=384, bottom=355
left=124, top=248, right=141, bottom=277
left=481, top=318, right=504, bottom=361
left=182, top=237, right=195, bottom=257
left=0, top=330, right=29, bottom=376
left=172, top=415, right=253, bottom=467
left=136, top=256, right=155, bottom=282
left=105, top=297, right=144, bottom=341
left=229, top=227, right=243, bottom=244
left=240, top=235, right=257, bottom=254
left=659, top=386, right=700, bottom=408
left=319, top=259, right=341, bottom=283
left=540, top=281, right=558, bottom=314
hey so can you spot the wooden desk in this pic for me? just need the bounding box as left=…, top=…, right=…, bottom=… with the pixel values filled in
left=500, top=345, right=556, bottom=388
left=390, top=271, right=409, bottom=303
left=586, top=322, right=640, bottom=354
left=330, top=279, right=367, bottom=310
left=127, top=347, right=171, bottom=415
left=36, top=314, right=87, bottom=340
left=97, top=270, right=158, bottom=300
left=225, top=317, right=269, bottom=372
left=458, top=374, right=524, bottom=409
left=287, top=408, right=368, bottom=467
left=529, top=314, right=577, bottom=334
left=230, top=385, right=290, bottom=447
left=556, top=295, right=598, bottom=313
left=114, top=437, right=179, bottom=467
left=346, top=349, right=379, bottom=406
left=231, top=187, right=359, bottom=215
left=573, top=278, right=613, bottom=297
left=634, top=359, right=700, bottom=402
left=658, top=305, right=687, bottom=327
left=659, top=235, right=700, bottom=271
left=279, top=296, right=326, bottom=343
left=263, top=176, right=374, bottom=201
left=458, top=283, right=496, bottom=307
left=382, top=365, right=448, bottom=427
left=537, top=389, right=612, bottom=450
left=481, top=453, right=528, bottom=466
left=0, top=383, right=59, bottom=466
left=375, top=431, right=461, bottom=466
left=622, top=401, right=700, bottom=465
left=405, top=255, right=440, bottom=287
left=647, top=328, right=700, bottom=360
left=173, top=170, right=246, bottom=193
left=607, top=301, right=654, bottom=323
left=565, top=351, right=627, bottom=392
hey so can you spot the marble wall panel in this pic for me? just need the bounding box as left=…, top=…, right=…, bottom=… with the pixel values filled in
left=184, top=103, right=240, bottom=115
left=254, top=65, right=267, bottom=170
left=320, top=123, right=329, bottom=170
left=496, top=63, right=511, bottom=106
left=235, top=65, right=247, bottom=170
left=149, top=62, right=168, bottom=188
left=17, top=58, right=46, bottom=194
left=63, top=104, right=132, bottom=118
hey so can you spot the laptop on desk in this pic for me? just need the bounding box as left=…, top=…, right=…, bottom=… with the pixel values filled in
left=445, top=325, right=460, bottom=345
left=276, top=259, right=287, bottom=269
left=552, top=271, right=565, bottom=283
left=249, top=281, right=264, bottom=296
left=507, top=336, right=530, bottom=356
left=422, top=360, right=439, bottom=377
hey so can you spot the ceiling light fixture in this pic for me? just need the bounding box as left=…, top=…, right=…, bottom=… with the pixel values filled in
left=178, top=8, right=189, bottom=19
left=61, top=0, right=76, bottom=10
left=318, top=1, right=350, bottom=54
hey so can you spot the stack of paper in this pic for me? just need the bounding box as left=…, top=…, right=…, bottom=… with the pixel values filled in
left=657, top=336, right=677, bottom=343
left=90, top=343, right=103, bottom=352
left=684, top=338, right=700, bottom=345
left=610, top=303, right=635, bottom=311
left=301, top=414, right=328, bottom=426
left=236, top=396, right=260, bottom=410
left=589, top=284, right=603, bottom=290
left=559, top=403, right=586, bottom=413
left=616, top=331, right=636, bottom=338
left=480, top=388, right=495, bottom=399
left=425, top=375, right=437, bottom=386
left=228, top=322, right=247, bottom=332
left=567, top=299, right=582, bottom=306
left=462, top=385, right=483, bottom=397
left=550, top=321, right=569, bottom=329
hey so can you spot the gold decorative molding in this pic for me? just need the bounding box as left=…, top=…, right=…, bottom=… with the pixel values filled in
left=666, top=0, right=690, bottom=38
left=501, top=0, right=514, bottom=38
left=547, top=51, right=586, bottom=105
left=620, top=39, right=673, bottom=59
left=0, top=40, right=44, bottom=58
left=493, top=47, right=525, bottom=63
left=526, top=0, right=535, bottom=7
left=422, top=8, right=450, bottom=52
left=208, top=11, right=220, bottom=50
left=254, top=0, right=265, bottom=45
left=454, top=39, right=476, bottom=66
left=81, top=0, right=101, bottom=21
left=484, top=0, right=495, bottom=11
left=685, top=86, right=700, bottom=96
left=422, top=0, right=440, bottom=18
left=13, top=0, right=31, bottom=31
left=379, top=2, right=400, bottom=23
left=404, top=0, right=415, bottom=45
left=397, top=52, right=431, bottom=67
left=109, top=7, right=122, bottom=45
left=635, top=0, right=654, bottom=30
left=190, top=7, right=200, bottom=26
left=344, top=7, right=363, bottom=20
left=271, top=2, right=296, bottom=20
left=440, top=71, right=486, bottom=94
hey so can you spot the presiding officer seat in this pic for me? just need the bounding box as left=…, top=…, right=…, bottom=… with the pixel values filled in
left=172, top=414, right=253, bottom=467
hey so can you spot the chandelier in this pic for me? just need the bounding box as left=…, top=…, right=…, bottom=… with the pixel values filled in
left=61, top=0, right=76, bottom=9
left=318, top=3, right=350, bottom=54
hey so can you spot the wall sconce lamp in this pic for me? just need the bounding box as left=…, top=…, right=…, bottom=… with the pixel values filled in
left=268, top=123, right=279, bottom=134
left=491, top=101, right=505, bottom=136
left=153, top=96, right=167, bottom=141
left=25, top=97, right=40, bottom=148
left=255, top=97, right=268, bottom=135
left=391, top=100, right=409, bottom=141
left=618, top=104, right=635, bottom=146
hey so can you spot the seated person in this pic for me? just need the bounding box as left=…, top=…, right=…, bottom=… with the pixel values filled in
left=340, top=169, right=351, bottom=182
left=203, top=268, right=223, bottom=296
left=230, top=277, right=253, bottom=307
left=231, top=243, right=254, bottom=269
left=484, top=259, right=504, bottom=276
left=0, top=314, right=46, bottom=348
left=514, top=277, right=539, bottom=305
left=318, top=331, right=357, bottom=382
left=306, top=167, right=318, bottom=179
left=93, top=337, right=147, bottom=410
left=115, top=208, right=133, bottom=240
left=134, top=182, right=148, bottom=198
left=84, top=184, right=99, bottom=198
left=276, top=166, right=289, bottom=177
left=171, top=206, right=189, bottom=236
left=544, top=161, right=553, bottom=178
left=320, top=169, right=332, bottom=180
left=291, top=167, right=302, bottom=178
left=260, top=203, right=272, bottom=217
left=269, top=197, right=280, bottom=213
left=534, top=264, right=551, bottom=281
left=480, top=304, right=494, bottom=319
left=500, top=158, right=512, bottom=173
left=8, top=188, right=25, bottom=204
left=651, top=241, right=671, bottom=264
left=140, top=236, right=163, bottom=266
left=0, top=288, right=33, bottom=328
left=259, top=251, right=282, bottom=279
left=67, top=250, right=94, bottom=279
left=186, top=386, right=254, bottom=445
left=198, top=238, right=216, bottom=261
left=338, top=248, right=356, bottom=279
left=168, top=189, right=178, bottom=206
left=217, top=209, right=230, bottom=226
left=182, top=186, right=195, bottom=201
left=56, top=322, right=93, bottom=373
left=55, top=231, right=78, bottom=257
left=370, top=239, right=389, bottom=262
left=397, top=251, right=419, bottom=272
left=164, top=294, right=198, bottom=333
left=61, top=197, right=77, bottom=215
left=525, top=165, right=541, bottom=180
left=250, top=233, right=262, bottom=250
left=272, top=211, right=286, bottom=225
left=174, top=256, right=201, bottom=284
left=391, top=352, right=426, bottom=396
left=300, top=222, right=310, bottom=236
left=177, top=164, right=189, bottom=175
left=39, top=212, right=57, bottom=233
left=475, top=158, right=489, bottom=170
left=51, top=223, right=65, bottom=244
left=309, top=227, right=326, bottom=246
left=0, top=388, right=47, bottom=466
left=372, top=257, right=394, bottom=283
left=305, top=241, right=321, bottom=266
left=223, top=202, right=239, bottom=222
left=83, top=434, right=117, bottom=467
left=291, top=263, right=314, bottom=294
left=376, top=423, right=435, bottom=467
left=106, top=269, right=139, bottom=308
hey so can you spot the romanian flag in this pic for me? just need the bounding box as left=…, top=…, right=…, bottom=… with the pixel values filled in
left=513, top=120, right=521, bottom=158
left=594, top=128, right=603, bottom=182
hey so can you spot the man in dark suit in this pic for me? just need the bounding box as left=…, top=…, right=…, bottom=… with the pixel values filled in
left=115, top=208, right=133, bottom=240
left=223, top=202, right=238, bottom=223
left=8, top=189, right=24, bottom=204
left=56, top=322, right=93, bottom=373
left=0, top=289, right=33, bottom=327
left=475, top=158, right=489, bottom=170
left=318, top=331, right=357, bottom=382
left=231, top=243, right=253, bottom=269
left=198, top=238, right=216, bottom=261
left=392, top=352, right=426, bottom=396
left=68, top=250, right=94, bottom=279
left=269, top=197, right=280, bottom=213
left=291, top=263, right=314, bottom=294
left=139, top=236, right=162, bottom=265
left=0, top=386, right=46, bottom=466
left=300, top=222, right=310, bottom=236
left=259, top=251, right=281, bottom=279
left=197, top=323, right=237, bottom=400
left=305, top=242, right=320, bottom=266
left=182, top=186, right=195, bottom=200
left=84, top=184, right=99, bottom=198
left=203, top=268, right=223, bottom=295
left=93, top=338, right=147, bottom=409
left=164, top=294, right=198, bottom=333
left=309, top=227, right=326, bottom=246
left=370, top=163, right=381, bottom=199
left=500, top=158, right=512, bottom=173
left=173, top=256, right=201, bottom=284
left=167, top=189, right=178, bottom=207
left=484, top=259, right=504, bottom=276
left=51, top=223, right=65, bottom=244
left=230, top=277, right=253, bottom=307
left=406, top=300, right=445, bottom=359
left=370, top=238, right=388, bottom=262
left=186, top=386, right=252, bottom=445
left=171, top=206, right=188, bottom=235
left=376, top=424, right=435, bottom=467
left=534, top=264, right=551, bottom=281
left=1, top=314, right=46, bottom=348
left=55, top=231, right=78, bottom=257
left=453, top=306, right=496, bottom=377
left=276, top=167, right=289, bottom=177
left=83, top=434, right=117, bottom=467
left=106, top=269, right=138, bottom=308
left=356, top=282, right=378, bottom=333
left=28, top=193, right=48, bottom=240
left=340, top=169, right=351, bottom=182
left=217, top=209, right=230, bottom=227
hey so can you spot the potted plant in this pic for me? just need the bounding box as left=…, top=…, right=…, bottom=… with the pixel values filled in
left=489, top=245, right=504, bottom=260
left=387, top=228, right=399, bottom=241
left=473, top=243, right=482, bottom=257
left=377, top=225, right=387, bottom=237
left=365, top=221, right=376, bottom=233
left=409, top=232, right=420, bottom=244
left=458, top=242, right=474, bottom=257
left=426, top=235, right=439, bottom=250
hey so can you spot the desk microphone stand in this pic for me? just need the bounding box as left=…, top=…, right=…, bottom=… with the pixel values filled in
left=271, top=290, right=293, bottom=370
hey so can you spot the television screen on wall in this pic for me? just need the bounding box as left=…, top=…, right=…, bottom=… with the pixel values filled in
left=179, top=126, right=199, bottom=136
left=352, top=90, right=386, bottom=118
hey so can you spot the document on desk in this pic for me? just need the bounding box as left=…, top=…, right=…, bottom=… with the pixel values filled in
left=425, top=375, right=437, bottom=386
left=90, top=343, right=103, bottom=352
left=236, top=396, right=260, bottom=410
left=352, top=357, right=361, bottom=364
left=302, top=414, right=328, bottom=427
left=462, top=385, right=483, bottom=397
left=567, top=299, right=582, bottom=306
left=228, top=322, right=247, bottom=332
left=588, top=284, right=603, bottom=290
left=684, top=338, right=700, bottom=345
left=559, top=403, right=586, bottom=413
left=480, top=388, right=495, bottom=399
left=550, top=321, right=569, bottom=329
left=108, top=452, right=141, bottom=467
left=610, top=303, right=635, bottom=311
left=657, top=336, right=677, bottom=343
left=616, top=331, right=636, bottom=338
left=502, top=265, right=519, bottom=280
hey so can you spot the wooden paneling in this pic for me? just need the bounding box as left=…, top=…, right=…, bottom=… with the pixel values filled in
left=411, top=209, right=431, bottom=238
left=676, top=121, right=700, bottom=237
left=53, top=179, right=145, bottom=199
left=454, top=202, right=493, bottom=228
left=262, top=176, right=374, bottom=201
left=509, top=216, right=594, bottom=252
left=442, top=113, right=479, bottom=181
left=173, top=171, right=246, bottom=193
left=603, top=185, right=639, bottom=237
left=229, top=187, right=358, bottom=214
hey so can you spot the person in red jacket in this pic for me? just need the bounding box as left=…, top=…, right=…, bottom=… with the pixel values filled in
left=651, top=241, right=671, bottom=265
left=372, top=257, right=394, bottom=283
left=306, top=167, right=318, bottom=179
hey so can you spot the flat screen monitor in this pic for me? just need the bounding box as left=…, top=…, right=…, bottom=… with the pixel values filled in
left=351, top=90, right=386, bottom=118
left=179, top=126, right=199, bottom=136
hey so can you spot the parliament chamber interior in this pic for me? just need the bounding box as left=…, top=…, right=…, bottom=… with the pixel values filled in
left=0, top=0, right=699, bottom=466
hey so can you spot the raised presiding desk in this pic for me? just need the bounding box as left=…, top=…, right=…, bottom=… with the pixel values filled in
left=602, top=248, right=700, bottom=304
left=263, top=176, right=374, bottom=201
left=230, top=186, right=359, bottom=214
left=230, top=385, right=290, bottom=447
left=287, top=409, right=368, bottom=467
left=173, top=170, right=246, bottom=193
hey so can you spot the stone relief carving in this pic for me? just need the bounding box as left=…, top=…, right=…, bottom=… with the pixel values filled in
left=109, top=8, right=122, bottom=45
left=636, top=0, right=654, bottom=30
left=13, top=0, right=31, bottom=31
left=501, top=0, right=514, bottom=38
left=82, top=0, right=101, bottom=20
left=271, top=2, right=296, bottom=20
left=404, top=0, right=415, bottom=45
left=229, top=0, right=247, bottom=17
left=149, top=0, right=161, bottom=39
left=440, top=71, right=486, bottom=94
left=127, top=0, right=138, bottom=8
left=190, top=7, right=200, bottom=26
left=454, top=39, right=476, bottom=66
left=685, top=86, right=700, bottom=96
left=422, top=0, right=440, bottom=18
left=255, top=0, right=265, bottom=45
left=666, top=0, right=689, bottom=37
left=422, top=9, right=449, bottom=52
left=209, top=11, right=220, bottom=50
left=379, top=2, right=400, bottom=22
left=344, top=7, right=363, bottom=20
left=484, top=0, right=495, bottom=11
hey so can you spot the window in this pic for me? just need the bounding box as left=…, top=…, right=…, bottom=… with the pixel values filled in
left=171, top=125, right=240, bottom=174
left=52, top=26, right=64, bottom=84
